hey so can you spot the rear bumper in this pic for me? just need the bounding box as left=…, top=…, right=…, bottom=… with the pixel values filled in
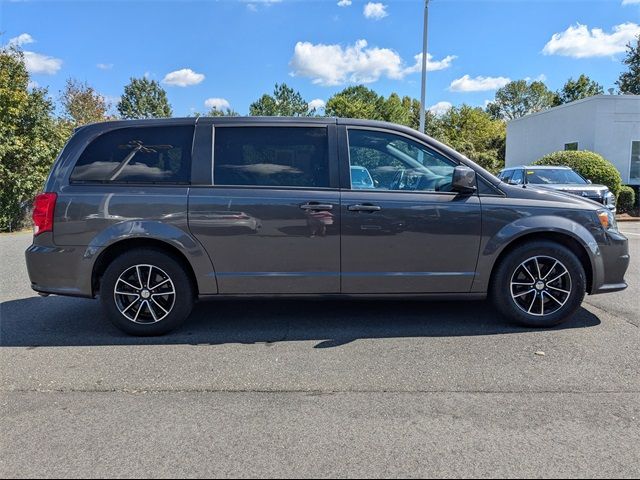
left=25, top=234, right=97, bottom=298
left=590, top=232, right=630, bottom=295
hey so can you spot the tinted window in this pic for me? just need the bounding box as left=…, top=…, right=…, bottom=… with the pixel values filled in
left=214, top=127, right=330, bottom=188
left=510, top=169, right=524, bottom=184
left=71, top=126, right=193, bottom=184
left=348, top=129, right=456, bottom=192
left=564, top=142, right=578, bottom=151
left=499, top=170, right=513, bottom=182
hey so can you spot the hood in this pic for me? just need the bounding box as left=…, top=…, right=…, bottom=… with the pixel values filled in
left=501, top=183, right=606, bottom=210
left=534, top=184, right=609, bottom=197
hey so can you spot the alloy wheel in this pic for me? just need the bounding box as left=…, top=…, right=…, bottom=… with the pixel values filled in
left=113, top=264, right=176, bottom=324
left=510, top=256, right=572, bottom=317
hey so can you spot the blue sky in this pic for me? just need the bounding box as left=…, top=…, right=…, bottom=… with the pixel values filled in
left=2, top=0, right=639, bottom=116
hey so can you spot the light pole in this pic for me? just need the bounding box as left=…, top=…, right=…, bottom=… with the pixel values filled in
left=419, top=0, right=430, bottom=134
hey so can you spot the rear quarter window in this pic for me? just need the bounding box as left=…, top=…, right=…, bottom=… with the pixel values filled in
left=70, top=126, right=194, bottom=184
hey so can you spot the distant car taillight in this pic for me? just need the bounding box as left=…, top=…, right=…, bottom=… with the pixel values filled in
left=32, top=192, right=57, bottom=236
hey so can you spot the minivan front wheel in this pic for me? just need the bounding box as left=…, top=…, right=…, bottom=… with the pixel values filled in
left=100, top=249, right=194, bottom=336
left=491, top=241, right=586, bottom=328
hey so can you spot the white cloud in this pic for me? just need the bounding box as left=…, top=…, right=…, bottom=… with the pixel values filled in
left=205, top=98, right=231, bottom=110
left=23, top=51, right=62, bottom=75
left=363, top=2, right=388, bottom=20
left=243, top=0, right=281, bottom=11
left=428, top=101, right=452, bottom=116
left=308, top=99, right=326, bottom=111
left=290, top=39, right=455, bottom=86
left=449, top=75, right=511, bottom=92
left=8, top=33, right=34, bottom=47
left=97, top=63, right=113, bottom=70
left=162, top=68, right=205, bottom=87
left=6, top=33, right=62, bottom=75
left=543, top=22, right=640, bottom=58
left=523, top=74, right=547, bottom=83
left=404, top=53, right=457, bottom=74
left=338, top=0, right=352, bottom=6
left=622, top=0, right=640, bottom=5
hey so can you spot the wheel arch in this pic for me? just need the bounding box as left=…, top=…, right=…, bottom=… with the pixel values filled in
left=487, top=230, right=595, bottom=294
left=92, top=237, right=200, bottom=297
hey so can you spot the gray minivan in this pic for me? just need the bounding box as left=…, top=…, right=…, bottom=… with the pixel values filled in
left=26, top=117, right=629, bottom=335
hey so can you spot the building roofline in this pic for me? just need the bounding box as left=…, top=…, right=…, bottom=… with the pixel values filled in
left=507, top=94, right=640, bottom=124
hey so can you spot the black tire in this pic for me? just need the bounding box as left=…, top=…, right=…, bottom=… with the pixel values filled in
left=100, top=248, right=194, bottom=336
left=490, top=240, right=586, bottom=328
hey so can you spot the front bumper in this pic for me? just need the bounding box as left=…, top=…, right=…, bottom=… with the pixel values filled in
left=590, top=231, right=630, bottom=295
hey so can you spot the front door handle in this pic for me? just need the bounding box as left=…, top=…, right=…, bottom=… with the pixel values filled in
left=300, top=203, right=334, bottom=211
left=348, top=204, right=382, bottom=212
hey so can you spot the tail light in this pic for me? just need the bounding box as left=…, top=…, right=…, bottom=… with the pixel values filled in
left=32, top=192, right=57, bottom=236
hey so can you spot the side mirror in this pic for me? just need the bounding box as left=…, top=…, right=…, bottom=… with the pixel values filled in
left=587, top=179, right=593, bottom=184
left=452, top=165, right=477, bottom=194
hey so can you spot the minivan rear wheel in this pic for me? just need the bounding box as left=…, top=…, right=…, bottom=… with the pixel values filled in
left=490, top=241, right=586, bottom=328
left=100, top=249, right=194, bottom=336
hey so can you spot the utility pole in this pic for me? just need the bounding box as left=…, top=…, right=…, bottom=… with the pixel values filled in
left=419, top=0, right=430, bottom=134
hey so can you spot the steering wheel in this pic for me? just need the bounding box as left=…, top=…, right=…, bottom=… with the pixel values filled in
left=390, top=169, right=407, bottom=190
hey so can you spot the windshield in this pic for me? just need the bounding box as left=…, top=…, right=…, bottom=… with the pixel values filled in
left=525, top=169, right=587, bottom=185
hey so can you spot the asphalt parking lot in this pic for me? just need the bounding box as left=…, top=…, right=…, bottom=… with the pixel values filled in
left=1, top=224, right=639, bottom=478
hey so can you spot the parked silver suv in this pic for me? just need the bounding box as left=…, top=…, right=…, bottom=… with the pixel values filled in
left=498, top=165, right=617, bottom=211
left=26, top=117, right=629, bottom=335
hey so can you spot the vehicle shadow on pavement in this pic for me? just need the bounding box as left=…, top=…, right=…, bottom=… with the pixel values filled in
left=0, top=295, right=601, bottom=348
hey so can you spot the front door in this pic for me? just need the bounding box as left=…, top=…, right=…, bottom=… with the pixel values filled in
left=340, top=128, right=482, bottom=294
left=189, top=125, right=340, bottom=294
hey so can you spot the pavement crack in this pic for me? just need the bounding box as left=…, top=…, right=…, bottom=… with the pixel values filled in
left=3, top=388, right=640, bottom=395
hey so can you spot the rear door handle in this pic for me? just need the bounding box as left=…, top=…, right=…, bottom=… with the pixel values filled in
left=300, top=203, right=334, bottom=211
left=348, top=204, right=382, bottom=212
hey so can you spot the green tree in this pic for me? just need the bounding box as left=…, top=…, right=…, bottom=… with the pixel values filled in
left=206, top=107, right=240, bottom=117
left=0, top=48, right=69, bottom=231
left=617, top=35, right=640, bottom=94
left=325, top=85, right=384, bottom=120
left=325, top=86, right=426, bottom=130
left=403, top=96, right=424, bottom=131
left=487, top=80, right=556, bottom=120
left=380, top=93, right=411, bottom=126
left=431, top=105, right=506, bottom=172
left=117, top=77, right=172, bottom=119
left=61, top=78, right=110, bottom=126
left=555, top=74, right=604, bottom=105
left=249, top=83, right=311, bottom=116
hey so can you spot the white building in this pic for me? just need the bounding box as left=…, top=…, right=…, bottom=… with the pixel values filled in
left=506, top=95, right=640, bottom=185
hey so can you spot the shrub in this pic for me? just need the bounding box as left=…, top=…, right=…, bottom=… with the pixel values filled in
left=617, top=186, right=637, bottom=214
left=533, top=150, right=622, bottom=198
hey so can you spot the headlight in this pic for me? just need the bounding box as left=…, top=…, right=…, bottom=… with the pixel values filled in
left=604, top=191, right=616, bottom=208
left=597, top=208, right=618, bottom=233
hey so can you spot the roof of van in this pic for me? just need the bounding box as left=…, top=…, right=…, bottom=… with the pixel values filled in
left=76, top=116, right=421, bottom=130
